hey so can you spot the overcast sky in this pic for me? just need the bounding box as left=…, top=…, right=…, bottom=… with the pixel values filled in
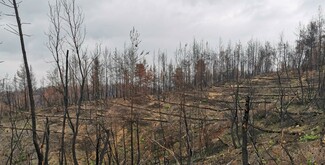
left=1, top=0, right=325, bottom=85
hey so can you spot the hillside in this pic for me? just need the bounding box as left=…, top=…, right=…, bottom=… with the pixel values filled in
left=0, top=71, right=324, bottom=164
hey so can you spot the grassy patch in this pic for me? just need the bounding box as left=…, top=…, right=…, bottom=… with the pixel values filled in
left=299, top=132, right=320, bottom=142
left=163, top=103, right=171, bottom=110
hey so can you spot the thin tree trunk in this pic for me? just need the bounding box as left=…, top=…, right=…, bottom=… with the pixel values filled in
left=99, top=129, right=109, bottom=165
left=178, top=109, right=183, bottom=165
left=130, top=98, right=134, bottom=164
left=60, top=50, right=70, bottom=165
left=297, top=63, right=304, bottom=104
left=136, top=120, right=141, bottom=164
left=158, top=95, right=167, bottom=163
left=276, top=69, right=285, bottom=127
left=231, top=83, right=240, bottom=148
left=44, top=117, right=50, bottom=165
left=72, top=78, right=85, bottom=165
left=179, top=92, right=192, bottom=164
left=12, top=0, right=43, bottom=164
left=123, top=125, right=127, bottom=165
left=96, top=124, right=101, bottom=165
left=111, top=129, right=120, bottom=164
left=242, top=96, right=250, bottom=165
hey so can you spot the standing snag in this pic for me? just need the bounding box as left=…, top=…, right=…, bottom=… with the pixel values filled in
left=242, top=96, right=250, bottom=165
left=0, top=0, right=44, bottom=164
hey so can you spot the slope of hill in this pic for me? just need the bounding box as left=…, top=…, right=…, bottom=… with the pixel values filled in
left=0, top=71, right=325, bottom=164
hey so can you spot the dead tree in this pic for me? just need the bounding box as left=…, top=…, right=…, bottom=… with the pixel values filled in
left=180, top=93, right=192, bottom=164
left=61, top=0, right=90, bottom=164
left=242, top=96, right=250, bottom=165
left=42, top=117, right=50, bottom=165
left=295, top=28, right=305, bottom=103
left=113, top=27, right=146, bottom=164
left=230, top=70, right=241, bottom=148
left=47, top=1, right=73, bottom=163
left=0, top=0, right=43, bottom=164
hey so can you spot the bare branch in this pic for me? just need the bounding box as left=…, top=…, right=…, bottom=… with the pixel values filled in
left=0, top=0, right=14, bottom=8
left=151, top=139, right=180, bottom=165
left=4, top=24, right=19, bottom=35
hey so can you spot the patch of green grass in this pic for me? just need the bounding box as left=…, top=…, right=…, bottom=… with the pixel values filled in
left=299, top=132, right=320, bottom=142
left=90, top=160, right=96, bottom=165
left=201, top=99, right=208, bottom=103
left=307, top=158, right=316, bottom=165
left=268, top=139, right=275, bottom=146
left=261, top=159, right=267, bottom=164
left=164, top=103, right=171, bottom=110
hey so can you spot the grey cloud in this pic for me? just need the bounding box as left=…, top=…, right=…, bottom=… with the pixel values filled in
left=1, top=0, right=325, bottom=83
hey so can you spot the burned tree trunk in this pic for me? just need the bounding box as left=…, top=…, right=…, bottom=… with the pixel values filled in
left=242, top=96, right=250, bottom=165
left=7, top=0, right=44, bottom=164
